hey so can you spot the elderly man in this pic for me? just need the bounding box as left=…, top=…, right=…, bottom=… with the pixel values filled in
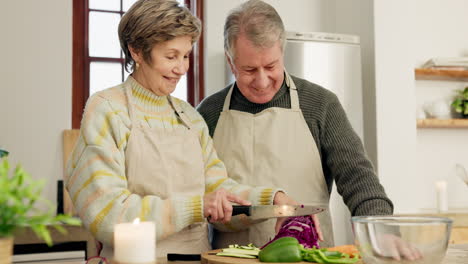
left=197, top=0, right=393, bottom=248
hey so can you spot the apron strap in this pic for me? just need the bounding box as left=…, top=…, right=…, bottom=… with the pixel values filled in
left=285, top=72, right=300, bottom=110
left=168, top=96, right=193, bottom=130
left=222, top=84, right=235, bottom=111
left=222, top=72, right=300, bottom=111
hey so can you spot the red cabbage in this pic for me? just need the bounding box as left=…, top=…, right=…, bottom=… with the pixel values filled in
left=261, top=215, right=320, bottom=249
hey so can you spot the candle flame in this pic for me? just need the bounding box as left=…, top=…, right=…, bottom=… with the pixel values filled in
left=435, top=181, right=447, bottom=189
left=132, top=218, right=140, bottom=225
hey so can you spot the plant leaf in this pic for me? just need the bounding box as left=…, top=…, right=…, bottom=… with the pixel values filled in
left=463, top=87, right=468, bottom=100
left=52, top=224, right=66, bottom=234
left=0, top=149, right=8, bottom=158
left=31, top=225, right=53, bottom=247
left=55, top=215, right=82, bottom=226
left=0, top=157, right=82, bottom=244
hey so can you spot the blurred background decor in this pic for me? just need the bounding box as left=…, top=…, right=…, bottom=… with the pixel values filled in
left=0, top=149, right=80, bottom=264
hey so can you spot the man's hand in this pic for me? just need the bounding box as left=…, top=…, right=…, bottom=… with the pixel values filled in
left=203, top=188, right=251, bottom=223
left=272, top=191, right=323, bottom=241
left=376, top=234, right=423, bottom=261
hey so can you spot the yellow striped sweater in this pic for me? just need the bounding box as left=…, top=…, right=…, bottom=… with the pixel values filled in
left=66, top=76, right=280, bottom=246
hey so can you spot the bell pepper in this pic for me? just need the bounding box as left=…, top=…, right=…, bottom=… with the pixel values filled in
left=258, top=237, right=302, bottom=262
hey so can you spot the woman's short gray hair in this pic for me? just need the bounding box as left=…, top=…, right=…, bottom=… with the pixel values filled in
left=119, top=0, right=201, bottom=72
left=224, top=0, right=285, bottom=61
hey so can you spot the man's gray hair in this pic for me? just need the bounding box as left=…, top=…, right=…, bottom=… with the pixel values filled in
left=224, top=0, right=285, bottom=61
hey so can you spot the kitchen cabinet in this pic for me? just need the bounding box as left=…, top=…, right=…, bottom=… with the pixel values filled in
left=415, top=68, right=468, bottom=128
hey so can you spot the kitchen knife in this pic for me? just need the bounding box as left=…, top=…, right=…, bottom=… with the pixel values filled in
left=232, top=205, right=325, bottom=220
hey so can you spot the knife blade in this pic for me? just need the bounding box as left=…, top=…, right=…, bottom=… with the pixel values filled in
left=232, top=205, right=325, bottom=220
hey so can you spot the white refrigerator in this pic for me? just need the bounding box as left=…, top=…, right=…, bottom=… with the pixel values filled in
left=284, top=31, right=364, bottom=246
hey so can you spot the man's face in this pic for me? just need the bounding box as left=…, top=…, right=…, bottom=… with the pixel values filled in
left=228, top=34, right=284, bottom=104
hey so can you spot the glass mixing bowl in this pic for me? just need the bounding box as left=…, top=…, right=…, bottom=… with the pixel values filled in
left=351, top=216, right=452, bottom=264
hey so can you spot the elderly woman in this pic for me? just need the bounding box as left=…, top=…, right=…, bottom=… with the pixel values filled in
left=66, top=0, right=292, bottom=261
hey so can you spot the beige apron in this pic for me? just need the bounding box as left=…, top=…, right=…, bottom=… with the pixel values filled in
left=101, top=86, right=210, bottom=263
left=212, top=72, right=334, bottom=248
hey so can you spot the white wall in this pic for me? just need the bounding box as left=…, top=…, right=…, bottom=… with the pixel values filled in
left=372, top=1, right=419, bottom=213
left=203, top=0, right=327, bottom=96
left=412, top=0, right=468, bottom=211
left=373, top=0, right=468, bottom=213
left=0, top=0, right=72, bottom=210
left=321, top=0, right=377, bottom=246
left=325, top=0, right=378, bottom=169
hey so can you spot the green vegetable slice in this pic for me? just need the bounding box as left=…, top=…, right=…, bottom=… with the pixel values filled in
left=216, top=243, right=260, bottom=259
left=220, top=248, right=259, bottom=256
left=215, top=252, right=257, bottom=259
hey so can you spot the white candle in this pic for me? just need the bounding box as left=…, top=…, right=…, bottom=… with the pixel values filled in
left=435, top=181, right=448, bottom=212
left=114, top=218, right=156, bottom=263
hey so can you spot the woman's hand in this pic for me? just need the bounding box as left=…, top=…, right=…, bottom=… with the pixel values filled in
left=203, top=188, right=251, bottom=223
left=273, top=192, right=324, bottom=241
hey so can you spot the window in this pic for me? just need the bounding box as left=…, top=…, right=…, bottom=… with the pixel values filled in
left=72, top=0, right=204, bottom=128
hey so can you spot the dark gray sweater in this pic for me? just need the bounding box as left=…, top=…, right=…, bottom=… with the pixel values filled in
left=197, top=75, right=393, bottom=216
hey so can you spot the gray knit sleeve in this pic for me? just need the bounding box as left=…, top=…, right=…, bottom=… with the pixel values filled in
left=318, top=91, right=393, bottom=216
left=292, top=76, right=393, bottom=216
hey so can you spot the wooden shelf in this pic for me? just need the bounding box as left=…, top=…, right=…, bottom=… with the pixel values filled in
left=415, top=68, right=468, bottom=81
left=417, top=118, right=468, bottom=128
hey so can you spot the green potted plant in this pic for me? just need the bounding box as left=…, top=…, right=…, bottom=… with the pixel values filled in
left=0, top=149, right=81, bottom=264
left=451, top=86, right=468, bottom=118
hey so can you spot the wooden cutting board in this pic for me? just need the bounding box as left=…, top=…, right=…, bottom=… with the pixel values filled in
left=62, top=129, right=80, bottom=216
left=201, top=250, right=363, bottom=264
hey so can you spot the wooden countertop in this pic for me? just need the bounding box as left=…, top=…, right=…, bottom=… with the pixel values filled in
left=444, top=244, right=468, bottom=263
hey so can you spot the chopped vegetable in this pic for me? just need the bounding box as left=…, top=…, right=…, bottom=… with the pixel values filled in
left=261, top=215, right=320, bottom=249
left=258, top=237, right=360, bottom=263
left=214, top=239, right=361, bottom=263
left=216, top=252, right=257, bottom=259
left=326, top=244, right=360, bottom=258
left=301, top=246, right=360, bottom=263
left=216, top=243, right=260, bottom=259
left=258, top=237, right=359, bottom=264
left=219, top=248, right=259, bottom=256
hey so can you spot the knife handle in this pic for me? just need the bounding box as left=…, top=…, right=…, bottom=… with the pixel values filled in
left=167, top=253, right=201, bottom=261
left=232, top=205, right=251, bottom=216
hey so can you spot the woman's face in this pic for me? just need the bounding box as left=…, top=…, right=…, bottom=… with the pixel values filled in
left=131, top=36, right=192, bottom=96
